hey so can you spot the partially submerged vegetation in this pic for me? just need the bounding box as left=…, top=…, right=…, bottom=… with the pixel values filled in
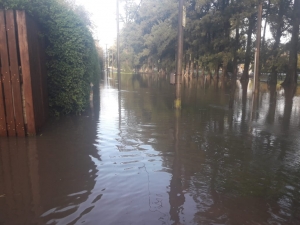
left=0, top=0, right=103, bottom=115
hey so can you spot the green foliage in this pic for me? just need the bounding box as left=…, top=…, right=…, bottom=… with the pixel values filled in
left=119, top=0, right=299, bottom=79
left=0, top=0, right=103, bottom=115
left=119, top=0, right=177, bottom=72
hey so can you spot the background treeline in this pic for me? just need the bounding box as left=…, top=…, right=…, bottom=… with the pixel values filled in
left=115, top=0, right=300, bottom=86
left=0, top=0, right=104, bottom=115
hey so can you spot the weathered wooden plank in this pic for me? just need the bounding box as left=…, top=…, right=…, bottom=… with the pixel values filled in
left=0, top=11, right=7, bottom=137
left=0, top=70, right=7, bottom=136
left=16, top=11, right=36, bottom=135
left=6, top=10, right=25, bottom=137
left=0, top=10, right=16, bottom=136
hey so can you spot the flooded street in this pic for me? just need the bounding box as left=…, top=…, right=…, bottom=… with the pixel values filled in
left=1, top=74, right=300, bottom=225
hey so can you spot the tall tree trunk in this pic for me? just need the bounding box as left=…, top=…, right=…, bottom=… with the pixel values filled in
left=184, top=57, right=189, bottom=76
left=190, top=60, right=194, bottom=77
left=266, top=84, right=277, bottom=124
left=241, top=14, right=255, bottom=81
left=222, top=61, right=229, bottom=79
left=229, top=21, right=238, bottom=110
left=262, top=0, right=271, bottom=50
left=269, top=0, right=285, bottom=84
left=282, top=0, right=300, bottom=86
left=215, top=64, right=220, bottom=79
left=187, top=59, right=191, bottom=76
left=282, top=86, right=296, bottom=131
left=233, top=23, right=240, bottom=79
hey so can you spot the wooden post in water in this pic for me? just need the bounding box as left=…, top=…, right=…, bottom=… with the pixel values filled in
left=175, top=0, right=184, bottom=109
left=254, top=2, right=262, bottom=93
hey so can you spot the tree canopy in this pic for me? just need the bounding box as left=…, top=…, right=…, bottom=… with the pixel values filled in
left=118, top=0, right=300, bottom=85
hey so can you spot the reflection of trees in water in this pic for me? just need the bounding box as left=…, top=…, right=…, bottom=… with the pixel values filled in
left=169, top=112, right=185, bottom=225
left=0, top=98, right=101, bottom=224
left=282, top=86, right=296, bottom=132
left=0, top=138, right=42, bottom=225
left=266, top=84, right=277, bottom=124
left=117, top=74, right=300, bottom=224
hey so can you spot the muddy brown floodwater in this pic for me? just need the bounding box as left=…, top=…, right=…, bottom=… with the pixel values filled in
left=1, top=73, right=300, bottom=225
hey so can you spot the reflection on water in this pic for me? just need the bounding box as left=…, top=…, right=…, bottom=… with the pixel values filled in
left=1, top=74, right=300, bottom=224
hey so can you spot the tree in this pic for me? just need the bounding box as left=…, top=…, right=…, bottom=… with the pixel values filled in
left=267, top=0, right=291, bottom=84
left=282, top=0, right=300, bottom=86
left=0, top=0, right=103, bottom=115
left=119, top=0, right=300, bottom=89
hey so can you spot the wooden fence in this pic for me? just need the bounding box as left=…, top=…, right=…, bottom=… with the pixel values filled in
left=0, top=10, right=48, bottom=137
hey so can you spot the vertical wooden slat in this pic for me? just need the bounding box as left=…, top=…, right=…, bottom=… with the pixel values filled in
left=16, top=11, right=36, bottom=135
left=0, top=73, right=7, bottom=136
left=40, top=37, right=49, bottom=121
left=6, top=10, right=25, bottom=137
left=0, top=10, right=16, bottom=136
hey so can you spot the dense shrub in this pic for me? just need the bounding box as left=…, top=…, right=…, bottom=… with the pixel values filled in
left=0, top=0, right=103, bottom=115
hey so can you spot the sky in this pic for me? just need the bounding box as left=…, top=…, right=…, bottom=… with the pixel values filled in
left=75, top=0, right=118, bottom=47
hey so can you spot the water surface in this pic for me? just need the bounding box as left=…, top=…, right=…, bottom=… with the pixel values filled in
left=1, top=74, right=300, bottom=225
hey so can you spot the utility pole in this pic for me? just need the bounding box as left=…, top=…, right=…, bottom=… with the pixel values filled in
left=117, top=0, right=121, bottom=90
left=254, top=2, right=262, bottom=93
left=175, top=0, right=184, bottom=109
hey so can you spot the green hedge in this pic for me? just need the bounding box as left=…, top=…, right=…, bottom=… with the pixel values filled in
left=0, top=0, right=103, bottom=115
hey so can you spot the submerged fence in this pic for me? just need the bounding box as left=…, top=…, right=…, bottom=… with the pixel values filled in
left=0, top=10, right=48, bottom=137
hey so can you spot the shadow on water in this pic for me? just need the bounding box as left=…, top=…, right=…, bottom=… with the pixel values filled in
left=266, top=84, right=277, bottom=124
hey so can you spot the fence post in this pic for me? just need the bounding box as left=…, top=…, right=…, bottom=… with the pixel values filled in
left=0, top=75, right=7, bottom=136
left=0, top=10, right=16, bottom=136
left=16, top=11, right=36, bottom=135
left=6, top=10, right=26, bottom=137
